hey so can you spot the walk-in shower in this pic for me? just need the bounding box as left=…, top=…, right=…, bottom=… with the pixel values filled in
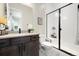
left=43, top=3, right=79, bottom=56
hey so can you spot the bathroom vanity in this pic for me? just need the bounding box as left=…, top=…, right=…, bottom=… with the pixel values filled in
left=0, top=33, right=39, bottom=56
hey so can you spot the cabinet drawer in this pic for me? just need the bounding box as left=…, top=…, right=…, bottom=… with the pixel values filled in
left=11, top=36, right=30, bottom=45
left=0, top=39, right=9, bottom=48
left=30, top=35, right=39, bottom=41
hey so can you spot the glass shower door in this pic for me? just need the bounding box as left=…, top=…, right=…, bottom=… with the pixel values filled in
left=60, top=4, right=79, bottom=55
left=47, top=10, right=59, bottom=48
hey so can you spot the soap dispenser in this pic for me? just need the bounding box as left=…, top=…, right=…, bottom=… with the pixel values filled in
left=19, top=28, right=21, bottom=33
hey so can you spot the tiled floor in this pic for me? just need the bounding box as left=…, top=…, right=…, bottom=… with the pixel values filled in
left=39, top=45, right=70, bottom=56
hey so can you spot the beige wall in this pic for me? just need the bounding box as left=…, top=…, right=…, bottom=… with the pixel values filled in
left=0, top=3, right=5, bottom=17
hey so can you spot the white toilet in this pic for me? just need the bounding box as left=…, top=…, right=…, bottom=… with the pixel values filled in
left=39, top=34, right=53, bottom=47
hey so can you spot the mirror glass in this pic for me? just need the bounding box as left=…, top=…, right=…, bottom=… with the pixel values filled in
left=8, top=8, right=22, bottom=32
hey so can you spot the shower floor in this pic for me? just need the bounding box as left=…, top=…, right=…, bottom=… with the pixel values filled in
left=39, top=44, right=70, bottom=56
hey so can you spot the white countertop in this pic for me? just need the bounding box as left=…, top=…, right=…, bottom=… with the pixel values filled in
left=0, top=33, right=39, bottom=39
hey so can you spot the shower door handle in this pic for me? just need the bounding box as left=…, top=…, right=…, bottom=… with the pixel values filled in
left=59, top=28, right=62, bottom=31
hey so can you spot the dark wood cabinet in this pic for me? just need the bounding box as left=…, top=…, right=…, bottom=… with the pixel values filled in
left=29, top=40, right=39, bottom=56
left=0, top=46, right=19, bottom=56
left=22, top=35, right=39, bottom=56
left=0, top=35, right=39, bottom=56
left=23, top=40, right=39, bottom=56
left=0, top=39, right=9, bottom=48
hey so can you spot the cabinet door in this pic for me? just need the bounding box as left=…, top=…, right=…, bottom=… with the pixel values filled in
left=27, top=40, right=39, bottom=56
left=0, top=46, right=19, bottom=56
left=22, top=43, right=31, bottom=56
left=23, top=36, right=39, bottom=56
left=30, top=35, right=39, bottom=56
